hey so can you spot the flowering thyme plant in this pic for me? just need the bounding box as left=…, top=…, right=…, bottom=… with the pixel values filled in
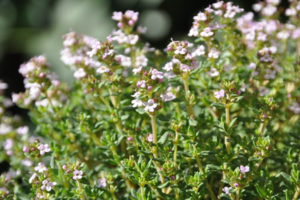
left=1, top=1, right=300, bottom=199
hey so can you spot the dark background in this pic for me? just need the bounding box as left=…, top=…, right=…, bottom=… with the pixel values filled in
left=0, top=0, right=290, bottom=106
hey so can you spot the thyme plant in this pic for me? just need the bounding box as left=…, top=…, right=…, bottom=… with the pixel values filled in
left=1, top=0, right=300, bottom=199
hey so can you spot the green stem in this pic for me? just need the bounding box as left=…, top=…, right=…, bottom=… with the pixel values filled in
left=225, top=105, right=231, bottom=154
left=182, top=75, right=195, bottom=118
left=77, top=180, right=87, bottom=200
left=293, top=185, right=300, bottom=200
left=235, top=188, right=240, bottom=200
left=141, top=185, right=146, bottom=200
left=150, top=114, right=166, bottom=192
left=259, top=120, right=267, bottom=137
left=150, top=115, right=158, bottom=158
left=193, top=145, right=218, bottom=200
left=173, top=132, right=179, bottom=169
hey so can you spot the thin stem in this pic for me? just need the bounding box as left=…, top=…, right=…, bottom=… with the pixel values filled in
left=235, top=188, right=240, bottom=200
left=150, top=114, right=166, bottom=192
left=76, top=180, right=87, bottom=200
left=173, top=132, right=179, bottom=169
left=140, top=185, right=146, bottom=200
left=293, top=185, right=300, bottom=200
left=182, top=75, right=195, bottom=118
left=225, top=105, right=231, bottom=154
left=259, top=120, right=267, bottom=137
left=150, top=114, right=158, bottom=158
left=193, top=145, right=218, bottom=200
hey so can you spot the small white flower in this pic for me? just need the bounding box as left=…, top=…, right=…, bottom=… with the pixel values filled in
left=208, top=68, right=219, bottom=77
left=262, top=5, right=277, bottom=16
left=112, top=11, right=122, bottom=21
left=37, top=144, right=51, bottom=156
left=21, top=159, right=33, bottom=167
left=29, top=173, right=37, bottom=183
left=200, top=27, right=214, bottom=37
left=223, top=186, right=231, bottom=195
left=132, top=99, right=143, bottom=108
left=147, top=134, right=153, bottom=142
left=34, top=163, right=48, bottom=173
left=144, top=99, right=158, bottom=112
left=115, top=55, right=131, bottom=67
left=74, top=68, right=86, bottom=79
left=192, top=45, right=205, bottom=57
left=174, top=46, right=187, bottom=55
left=41, top=179, right=57, bottom=191
left=285, top=8, right=296, bottom=16
left=151, top=69, right=164, bottom=80
left=17, top=126, right=29, bottom=135
left=135, top=55, right=148, bottom=67
left=0, top=81, right=8, bottom=90
left=289, top=102, right=300, bottom=114
left=248, top=63, right=256, bottom=70
left=73, top=170, right=83, bottom=180
left=180, top=64, right=191, bottom=72
left=0, top=124, right=12, bottom=135
left=137, top=80, right=146, bottom=88
left=213, top=1, right=223, bottom=9
left=188, top=26, right=199, bottom=37
left=194, top=12, right=207, bottom=21
left=3, top=139, right=13, bottom=150
left=163, top=61, right=174, bottom=72
left=133, top=66, right=143, bottom=74
left=214, top=89, right=225, bottom=99
left=253, top=3, right=263, bottom=12
left=160, top=88, right=176, bottom=102
left=128, top=34, right=139, bottom=45
left=96, top=66, right=109, bottom=74
left=277, top=31, right=290, bottom=40
left=240, top=165, right=250, bottom=174
left=208, top=49, right=220, bottom=59
left=97, top=178, right=107, bottom=188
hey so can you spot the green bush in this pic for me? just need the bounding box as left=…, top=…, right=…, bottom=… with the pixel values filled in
left=1, top=1, right=300, bottom=199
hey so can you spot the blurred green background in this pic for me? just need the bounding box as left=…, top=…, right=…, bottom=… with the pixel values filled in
left=0, top=0, right=260, bottom=96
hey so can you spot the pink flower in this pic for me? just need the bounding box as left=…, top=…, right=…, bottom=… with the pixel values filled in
left=37, top=144, right=51, bottom=156
left=208, top=48, right=220, bottom=59
left=34, top=163, right=48, bottom=173
left=74, top=68, right=86, bottom=80
left=17, top=126, right=29, bottom=135
left=240, top=165, right=250, bottom=174
left=132, top=98, right=143, bottom=108
left=223, top=186, right=231, bottom=195
left=208, top=68, right=219, bottom=77
left=112, top=11, right=122, bottom=21
left=144, top=99, right=158, bottom=112
left=147, top=134, right=153, bottom=142
left=29, top=173, right=37, bottom=183
left=137, top=80, right=146, bottom=88
left=97, top=178, right=107, bottom=188
left=151, top=69, right=164, bottom=80
left=200, top=27, right=214, bottom=37
left=160, top=90, right=176, bottom=102
left=192, top=45, right=205, bottom=57
left=214, top=89, right=225, bottom=99
left=73, top=170, right=83, bottom=180
left=41, top=179, right=57, bottom=191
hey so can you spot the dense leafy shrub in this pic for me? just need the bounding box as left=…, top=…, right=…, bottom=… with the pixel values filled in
left=1, top=1, right=300, bottom=199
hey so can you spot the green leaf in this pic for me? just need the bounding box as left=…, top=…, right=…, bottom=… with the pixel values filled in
left=158, top=132, right=169, bottom=144
left=189, top=118, right=198, bottom=126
